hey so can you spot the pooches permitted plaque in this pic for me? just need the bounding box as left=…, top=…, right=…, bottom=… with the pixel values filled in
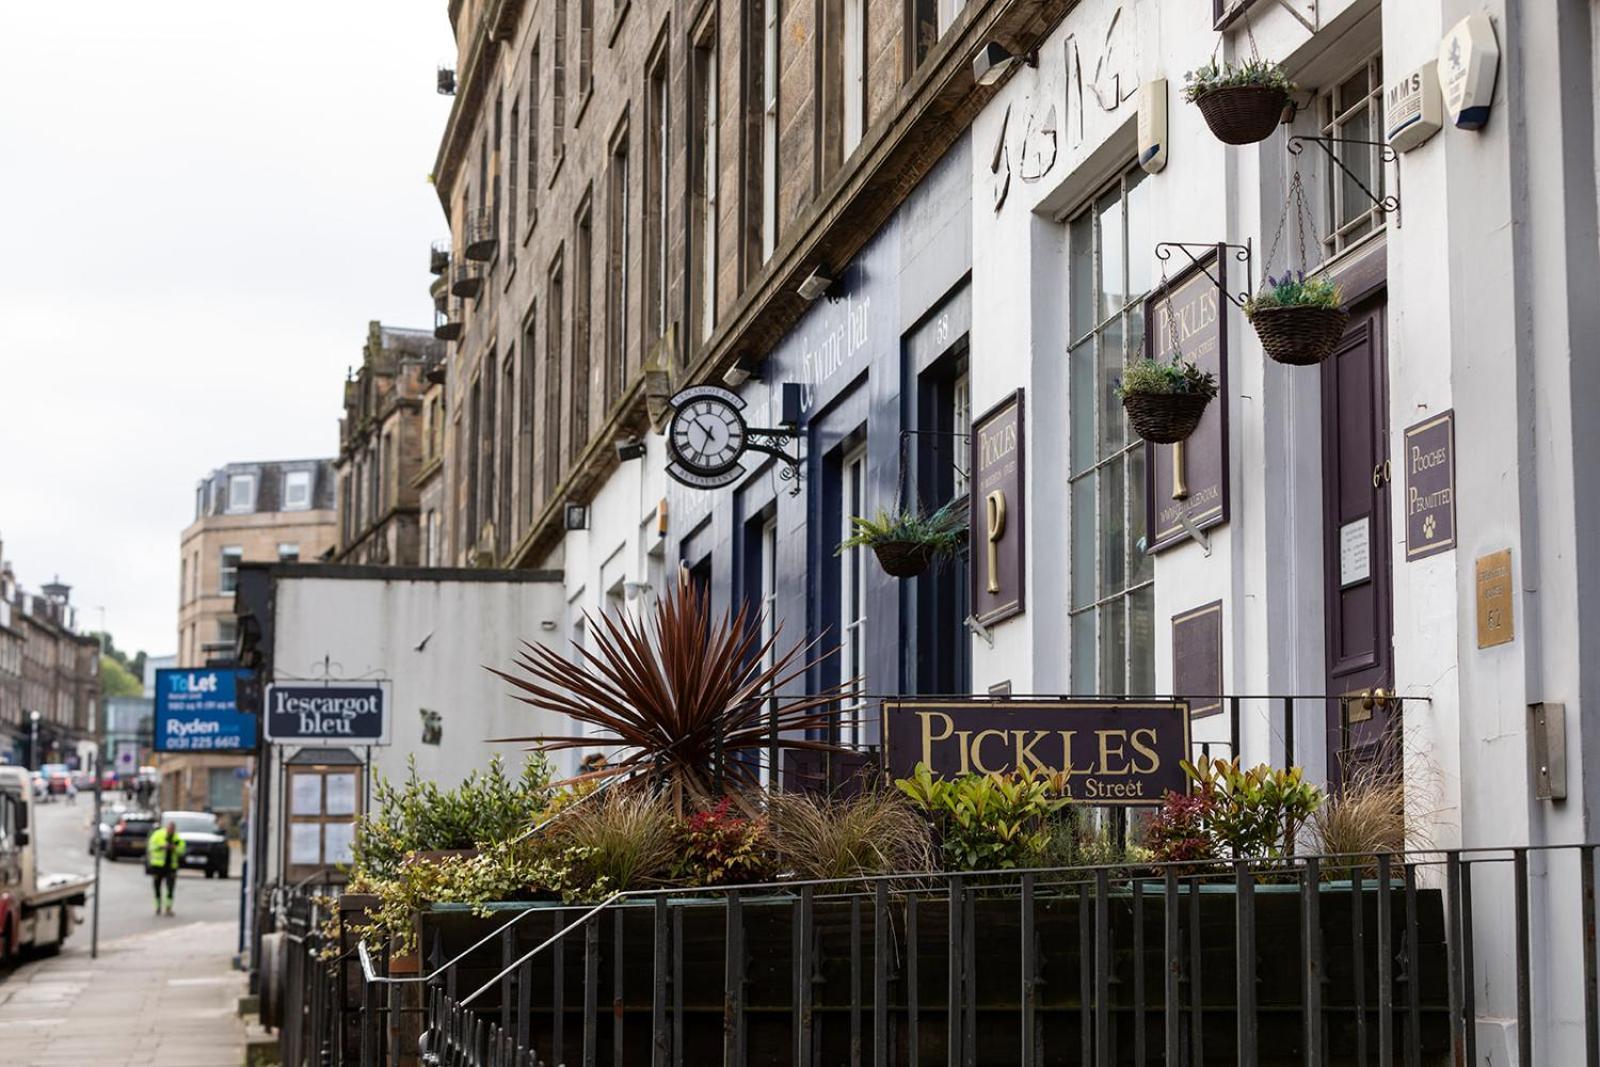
left=1404, top=410, right=1456, bottom=560
left=883, top=698, right=1191, bottom=804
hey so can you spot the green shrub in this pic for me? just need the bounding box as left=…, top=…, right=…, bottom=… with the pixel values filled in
left=1182, top=58, right=1294, bottom=102
left=351, top=755, right=553, bottom=881
left=1181, top=755, right=1323, bottom=859
left=674, top=798, right=774, bottom=886
left=895, top=763, right=1067, bottom=871
left=1244, top=272, right=1342, bottom=317
left=1117, top=358, right=1219, bottom=398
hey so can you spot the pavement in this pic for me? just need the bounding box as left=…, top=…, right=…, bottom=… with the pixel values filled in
left=0, top=795, right=251, bottom=1066
left=0, top=921, right=247, bottom=1066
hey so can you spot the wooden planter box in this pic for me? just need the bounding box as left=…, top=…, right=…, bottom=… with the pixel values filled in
left=418, top=880, right=1448, bottom=1066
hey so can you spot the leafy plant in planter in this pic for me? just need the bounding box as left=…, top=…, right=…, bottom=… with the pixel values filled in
left=837, top=502, right=966, bottom=579
left=1245, top=271, right=1349, bottom=366
left=1117, top=357, right=1219, bottom=444
left=896, top=763, right=1067, bottom=871
left=1182, top=755, right=1324, bottom=860
left=1183, top=57, right=1295, bottom=145
left=673, top=798, right=775, bottom=885
left=493, top=575, right=848, bottom=807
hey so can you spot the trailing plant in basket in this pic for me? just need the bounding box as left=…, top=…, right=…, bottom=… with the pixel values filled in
left=1184, top=58, right=1295, bottom=145
left=1182, top=58, right=1294, bottom=102
left=1244, top=271, right=1341, bottom=316
left=1117, top=357, right=1219, bottom=444
left=837, top=502, right=966, bottom=577
left=1117, top=358, right=1218, bottom=399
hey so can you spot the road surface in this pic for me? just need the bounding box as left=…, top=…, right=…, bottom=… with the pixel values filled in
left=3, top=791, right=244, bottom=970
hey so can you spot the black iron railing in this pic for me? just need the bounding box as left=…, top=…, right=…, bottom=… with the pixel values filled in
left=273, top=842, right=1600, bottom=1066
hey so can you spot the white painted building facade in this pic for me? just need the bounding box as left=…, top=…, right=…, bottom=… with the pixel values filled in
left=967, top=0, right=1600, bottom=1057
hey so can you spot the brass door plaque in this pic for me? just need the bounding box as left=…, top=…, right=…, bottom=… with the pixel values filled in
left=1475, top=548, right=1514, bottom=648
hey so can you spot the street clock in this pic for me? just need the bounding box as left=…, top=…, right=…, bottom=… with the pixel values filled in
left=663, top=385, right=801, bottom=493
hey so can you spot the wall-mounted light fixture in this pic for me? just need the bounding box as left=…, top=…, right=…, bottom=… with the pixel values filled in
left=614, top=436, right=647, bottom=461
left=722, top=353, right=765, bottom=387
left=564, top=502, right=589, bottom=531
left=797, top=267, right=833, bottom=302
left=973, top=42, right=1036, bottom=87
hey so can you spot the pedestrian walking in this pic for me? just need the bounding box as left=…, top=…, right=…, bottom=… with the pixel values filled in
left=146, top=819, right=186, bottom=916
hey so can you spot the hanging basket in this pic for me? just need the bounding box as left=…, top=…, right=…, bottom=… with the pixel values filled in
left=1122, top=391, right=1213, bottom=444
left=1193, top=86, right=1290, bottom=145
left=1250, top=305, right=1351, bottom=366
left=870, top=540, right=936, bottom=579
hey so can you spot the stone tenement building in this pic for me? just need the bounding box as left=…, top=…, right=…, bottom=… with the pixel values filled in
left=335, top=321, right=446, bottom=566
left=0, top=544, right=101, bottom=769
left=171, top=460, right=336, bottom=819
left=428, top=0, right=1061, bottom=568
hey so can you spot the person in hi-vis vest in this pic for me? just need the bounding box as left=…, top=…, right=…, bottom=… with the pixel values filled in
left=146, top=819, right=186, bottom=916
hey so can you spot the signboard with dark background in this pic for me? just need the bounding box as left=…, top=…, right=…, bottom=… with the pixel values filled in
left=154, top=668, right=258, bottom=753
left=970, top=390, right=1025, bottom=626
left=1172, top=600, right=1223, bottom=718
left=265, top=682, right=389, bottom=745
left=1404, top=410, right=1456, bottom=560
left=1145, top=252, right=1230, bottom=552
left=884, top=698, right=1190, bottom=804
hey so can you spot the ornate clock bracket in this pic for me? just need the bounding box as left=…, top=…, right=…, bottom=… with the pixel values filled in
left=746, top=425, right=803, bottom=496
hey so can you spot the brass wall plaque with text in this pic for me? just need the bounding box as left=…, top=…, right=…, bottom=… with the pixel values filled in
left=1476, top=549, right=1514, bottom=648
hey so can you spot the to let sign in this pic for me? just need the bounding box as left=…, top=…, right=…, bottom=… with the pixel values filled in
left=1404, top=411, right=1456, bottom=560
left=1146, top=251, right=1230, bottom=552
left=154, top=668, right=258, bottom=753
left=265, top=683, right=390, bottom=745
left=883, top=698, right=1191, bottom=804
left=970, top=391, right=1025, bottom=626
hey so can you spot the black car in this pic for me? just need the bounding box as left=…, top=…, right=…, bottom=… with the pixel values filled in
left=107, top=811, right=157, bottom=859
left=159, top=811, right=230, bottom=879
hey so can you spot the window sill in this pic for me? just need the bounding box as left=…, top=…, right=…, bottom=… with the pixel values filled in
left=607, top=1, right=631, bottom=47
left=573, top=86, right=594, bottom=132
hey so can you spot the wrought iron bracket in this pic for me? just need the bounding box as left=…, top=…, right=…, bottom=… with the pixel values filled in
left=1288, top=135, right=1401, bottom=229
left=1154, top=240, right=1254, bottom=310
left=747, top=426, right=803, bottom=496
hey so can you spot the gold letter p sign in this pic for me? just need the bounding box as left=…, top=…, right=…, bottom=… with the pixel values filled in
left=985, top=490, right=1007, bottom=594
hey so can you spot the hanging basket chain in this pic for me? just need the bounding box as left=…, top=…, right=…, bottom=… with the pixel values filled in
left=1261, top=171, right=1332, bottom=287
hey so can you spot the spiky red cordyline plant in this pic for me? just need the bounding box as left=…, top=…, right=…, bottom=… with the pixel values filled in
left=489, top=575, right=850, bottom=807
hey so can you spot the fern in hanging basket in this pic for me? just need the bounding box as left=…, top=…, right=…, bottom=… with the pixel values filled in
left=1245, top=272, right=1349, bottom=367
left=837, top=503, right=966, bottom=579
left=1117, top=358, right=1219, bottom=444
left=1184, top=59, right=1294, bottom=145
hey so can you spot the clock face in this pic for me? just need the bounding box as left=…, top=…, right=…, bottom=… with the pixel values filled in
left=668, top=395, right=748, bottom=475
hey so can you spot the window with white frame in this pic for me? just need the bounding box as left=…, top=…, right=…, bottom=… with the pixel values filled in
left=283, top=469, right=312, bottom=511
left=219, top=547, right=242, bottom=595
left=1067, top=167, right=1155, bottom=697
left=691, top=25, right=718, bottom=344
left=1319, top=53, right=1386, bottom=259
left=759, top=515, right=779, bottom=785
left=842, top=0, right=865, bottom=156
left=277, top=543, right=300, bottom=563
left=226, top=474, right=256, bottom=513
left=838, top=444, right=868, bottom=745
left=761, top=0, right=779, bottom=262
left=952, top=372, right=971, bottom=497
left=217, top=617, right=237, bottom=649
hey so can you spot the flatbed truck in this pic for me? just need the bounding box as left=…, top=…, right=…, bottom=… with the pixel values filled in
left=0, top=765, right=91, bottom=961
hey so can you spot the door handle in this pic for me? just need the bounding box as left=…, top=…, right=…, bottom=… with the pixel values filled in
left=1360, top=687, right=1390, bottom=711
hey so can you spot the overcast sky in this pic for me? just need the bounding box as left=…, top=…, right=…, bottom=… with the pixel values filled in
left=0, top=3, right=453, bottom=656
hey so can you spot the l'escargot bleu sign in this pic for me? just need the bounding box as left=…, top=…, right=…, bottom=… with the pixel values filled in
left=264, top=682, right=390, bottom=745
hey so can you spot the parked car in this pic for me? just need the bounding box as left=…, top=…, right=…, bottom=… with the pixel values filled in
left=107, top=811, right=157, bottom=860
left=89, top=804, right=131, bottom=855
left=158, top=811, right=230, bottom=879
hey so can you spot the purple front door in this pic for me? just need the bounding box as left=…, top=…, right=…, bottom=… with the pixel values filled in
left=1321, top=293, right=1396, bottom=784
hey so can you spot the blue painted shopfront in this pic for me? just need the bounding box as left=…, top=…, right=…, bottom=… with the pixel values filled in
left=666, top=133, right=974, bottom=756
